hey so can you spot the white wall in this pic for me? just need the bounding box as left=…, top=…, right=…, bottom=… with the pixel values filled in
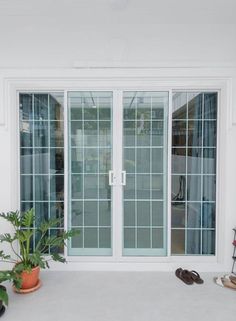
left=0, top=0, right=236, bottom=271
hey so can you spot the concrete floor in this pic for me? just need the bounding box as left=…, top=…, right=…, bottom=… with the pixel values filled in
left=2, top=271, right=236, bottom=321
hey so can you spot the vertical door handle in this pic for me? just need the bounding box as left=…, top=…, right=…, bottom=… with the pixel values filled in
left=121, top=171, right=126, bottom=186
left=109, top=170, right=114, bottom=186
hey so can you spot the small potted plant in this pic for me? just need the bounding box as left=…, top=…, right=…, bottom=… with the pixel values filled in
left=0, top=209, right=79, bottom=293
left=0, top=269, right=21, bottom=317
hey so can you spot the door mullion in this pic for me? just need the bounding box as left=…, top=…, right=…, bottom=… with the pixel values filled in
left=112, top=90, right=123, bottom=259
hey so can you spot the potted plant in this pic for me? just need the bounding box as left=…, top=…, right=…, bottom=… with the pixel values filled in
left=0, top=209, right=78, bottom=293
left=0, top=269, right=21, bottom=317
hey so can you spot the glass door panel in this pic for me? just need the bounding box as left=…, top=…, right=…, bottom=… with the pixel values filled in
left=68, top=92, right=113, bottom=255
left=123, top=92, right=169, bottom=256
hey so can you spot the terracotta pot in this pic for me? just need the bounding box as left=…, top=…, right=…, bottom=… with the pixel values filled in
left=20, top=266, right=40, bottom=290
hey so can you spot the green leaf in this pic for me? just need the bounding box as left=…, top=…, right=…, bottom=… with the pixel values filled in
left=0, top=287, right=8, bottom=306
left=0, top=250, right=11, bottom=261
left=0, top=233, right=16, bottom=243
left=51, top=253, right=66, bottom=263
left=0, top=211, right=21, bottom=228
left=21, top=209, right=34, bottom=228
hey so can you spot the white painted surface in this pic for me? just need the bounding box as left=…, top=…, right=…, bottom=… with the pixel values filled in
left=4, top=271, right=236, bottom=321
left=0, top=0, right=236, bottom=272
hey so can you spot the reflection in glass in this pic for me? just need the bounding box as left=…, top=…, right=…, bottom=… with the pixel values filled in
left=71, top=174, right=83, bottom=199
left=19, top=92, right=64, bottom=254
left=187, top=229, right=201, bottom=254
left=50, top=149, right=64, bottom=173
left=35, top=149, right=49, bottom=174
left=171, top=229, right=185, bottom=254
left=172, top=175, right=186, bottom=202
left=187, top=203, right=201, bottom=228
left=204, top=93, right=217, bottom=119
left=137, top=201, right=150, bottom=226
left=50, top=121, right=64, bottom=147
left=152, top=228, right=163, bottom=248
left=188, top=93, right=202, bottom=119
left=84, top=201, right=98, bottom=226
left=171, top=202, right=185, bottom=228
left=203, top=176, right=216, bottom=202
left=124, top=121, right=135, bottom=146
left=187, top=148, right=202, bottom=174
left=152, top=201, right=163, bottom=226
left=84, top=228, right=98, bottom=248
left=71, top=201, right=83, bottom=226
left=203, top=148, right=216, bottom=174
left=202, top=230, right=215, bottom=254
left=20, top=94, right=33, bottom=120
left=172, top=92, right=187, bottom=119
left=124, top=201, right=135, bottom=226
left=171, top=91, right=217, bottom=255
left=172, top=148, right=186, bottom=174
left=35, top=175, right=49, bottom=201
left=21, top=176, right=33, bottom=201
left=20, top=148, right=33, bottom=174
left=123, top=92, right=168, bottom=255
left=202, top=203, right=215, bottom=228
left=50, top=175, right=64, bottom=201
left=34, top=122, right=48, bottom=147
left=188, top=120, right=202, bottom=146
left=99, top=201, right=111, bottom=226
left=34, top=94, right=48, bottom=120
left=203, top=121, right=216, bottom=147
left=20, top=121, right=33, bottom=147
left=84, top=174, right=98, bottom=199
left=172, top=121, right=186, bottom=146
left=99, top=228, right=111, bottom=248
left=84, top=148, right=98, bottom=173
left=137, top=228, right=150, bottom=248
left=68, top=92, right=112, bottom=254
left=137, top=174, right=150, bottom=199
left=187, top=175, right=201, bottom=201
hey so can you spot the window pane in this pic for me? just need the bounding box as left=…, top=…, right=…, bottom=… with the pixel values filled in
left=171, top=92, right=217, bottom=255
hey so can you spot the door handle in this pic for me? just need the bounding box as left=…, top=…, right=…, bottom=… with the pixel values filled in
left=109, top=170, right=114, bottom=186
left=121, top=171, right=126, bottom=186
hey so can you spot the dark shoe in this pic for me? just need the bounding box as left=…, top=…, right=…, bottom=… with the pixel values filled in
left=189, top=270, right=204, bottom=284
left=175, top=268, right=194, bottom=285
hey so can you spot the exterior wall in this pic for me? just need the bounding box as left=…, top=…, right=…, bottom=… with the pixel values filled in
left=0, top=0, right=236, bottom=271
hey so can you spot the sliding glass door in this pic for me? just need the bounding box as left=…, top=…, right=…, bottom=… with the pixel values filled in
left=68, top=92, right=113, bottom=255
left=19, top=89, right=217, bottom=258
left=123, top=92, right=169, bottom=256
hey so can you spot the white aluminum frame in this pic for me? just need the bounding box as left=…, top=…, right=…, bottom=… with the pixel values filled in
left=5, top=69, right=231, bottom=271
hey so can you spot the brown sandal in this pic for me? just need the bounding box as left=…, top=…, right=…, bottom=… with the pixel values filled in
left=175, top=268, right=194, bottom=285
left=189, top=270, right=204, bottom=284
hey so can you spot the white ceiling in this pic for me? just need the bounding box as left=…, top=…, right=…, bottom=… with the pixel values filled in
left=0, top=0, right=235, bottom=24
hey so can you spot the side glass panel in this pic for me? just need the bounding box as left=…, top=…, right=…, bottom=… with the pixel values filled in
left=171, top=92, right=217, bottom=255
left=68, top=92, right=113, bottom=255
left=123, top=92, right=168, bottom=256
left=20, top=93, right=64, bottom=252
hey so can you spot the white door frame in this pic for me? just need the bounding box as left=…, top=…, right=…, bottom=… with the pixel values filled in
left=5, top=70, right=231, bottom=271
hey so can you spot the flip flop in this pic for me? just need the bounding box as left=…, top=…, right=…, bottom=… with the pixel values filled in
left=229, top=275, right=236, bottom=285
left=189, top=270, right=204, bottom=284
left=214, top=276, right=236, bottom=291
left=175, top=268, right=194, bottom=285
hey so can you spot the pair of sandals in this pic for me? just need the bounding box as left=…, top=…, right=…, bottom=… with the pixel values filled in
left=175, top=268, right=204, bottom=285
left=214, top=274, right=236, bottom=290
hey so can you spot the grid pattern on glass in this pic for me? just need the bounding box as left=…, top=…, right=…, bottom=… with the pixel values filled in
left=20, top=93, right=64, bottom=253
left=68, top=92, right=112, bottom=255
left=171, top=92, right=217, bottom=255
left=123, top=92, right=168, bottom=255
